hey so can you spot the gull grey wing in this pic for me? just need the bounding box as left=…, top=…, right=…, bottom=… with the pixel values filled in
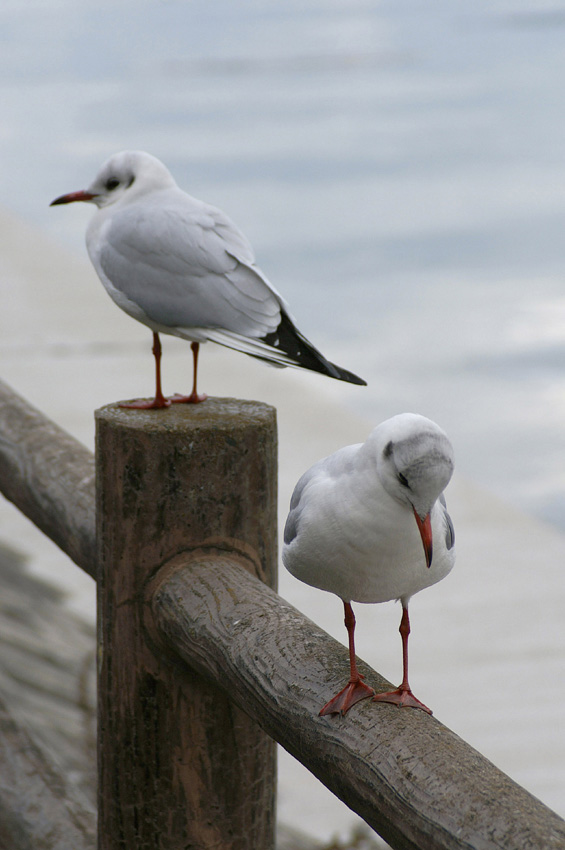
left=439, top=493, right=455, bottom=550
left=283, top=468, right=315, bottom=547
left=89, top=196, right=283, bottom=335
left=283, top=446, right=362, bottom=547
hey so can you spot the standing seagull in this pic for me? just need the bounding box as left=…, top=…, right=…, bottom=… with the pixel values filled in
left=50, top=151, right=366, bottom=408
left=283, top=413, right=455, bottom=717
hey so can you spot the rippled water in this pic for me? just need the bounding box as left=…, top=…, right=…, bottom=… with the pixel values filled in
left=3, top=0, right=565, bottom=529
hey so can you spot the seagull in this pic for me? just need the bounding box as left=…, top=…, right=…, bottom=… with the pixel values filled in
left=50, top=150, right=366, bottom=408
left=282, top=413, right=455, bottom=717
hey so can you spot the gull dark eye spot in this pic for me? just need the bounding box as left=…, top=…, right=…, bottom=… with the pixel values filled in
left=398, top=472, right=409, bottom=488
left=105, top=177, right=120, bottom=191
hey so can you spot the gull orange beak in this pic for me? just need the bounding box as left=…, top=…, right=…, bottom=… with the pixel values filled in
left=50, top=190, right=97, bottom=206
left=413, top=510, right=433, bottom=568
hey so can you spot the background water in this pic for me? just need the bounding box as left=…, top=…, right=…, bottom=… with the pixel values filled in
left=2, top=1, right=565, bottom=842
left=0, top=0, right=565, bottom=527
left=3, top=0, right=565, bottom=529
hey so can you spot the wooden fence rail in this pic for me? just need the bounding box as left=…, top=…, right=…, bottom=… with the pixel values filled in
left=0, top=378, right=95, bottom=576
left=0, top=377, right=565, bottom=850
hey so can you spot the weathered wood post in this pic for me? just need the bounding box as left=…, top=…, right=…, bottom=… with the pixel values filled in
left=95, top=398, right=277, bottom=850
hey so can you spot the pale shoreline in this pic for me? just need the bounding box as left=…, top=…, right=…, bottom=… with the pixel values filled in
left=1, top=206, right=564, bottom=840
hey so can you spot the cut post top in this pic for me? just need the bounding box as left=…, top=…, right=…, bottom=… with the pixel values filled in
left=95, top=396, right=277, bottom=436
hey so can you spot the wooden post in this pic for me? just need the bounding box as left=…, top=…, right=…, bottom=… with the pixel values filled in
left=95, top=399, right=278, bottom=850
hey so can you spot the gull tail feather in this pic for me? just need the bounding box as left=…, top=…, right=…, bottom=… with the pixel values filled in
left=184, top=311, right=367, bottom=385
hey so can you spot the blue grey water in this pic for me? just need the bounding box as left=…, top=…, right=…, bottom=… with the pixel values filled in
left=3, top=0, right=565, bottom=531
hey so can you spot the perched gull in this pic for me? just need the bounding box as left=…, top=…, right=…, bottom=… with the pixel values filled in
left=51, top=150, right=366, bottom=408
left=283, top=413, right=455, bottom=717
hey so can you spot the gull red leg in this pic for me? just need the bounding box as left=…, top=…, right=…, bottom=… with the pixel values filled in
left=119, top=332, right=171, bottom=409
left=170, top=341, right=208, bottom=404
left=319, top=601, right=375, bottom=716
left=372, top=605, right=432, bottom=714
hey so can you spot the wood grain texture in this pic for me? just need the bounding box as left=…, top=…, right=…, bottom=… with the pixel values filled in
left=95, top=399, right=278, bottom=850
left=152, top=554, right=565, bottom=850
left=0, top=378, right=96, bottom=577
left=0, top=691, right=96, bottom=850
left=0, top=542, right=321, bottom=850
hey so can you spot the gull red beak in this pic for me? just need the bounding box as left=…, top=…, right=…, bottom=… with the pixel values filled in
left=413, top=510, right=433, bottom=568
left=50, top=190, right=96, bottom=206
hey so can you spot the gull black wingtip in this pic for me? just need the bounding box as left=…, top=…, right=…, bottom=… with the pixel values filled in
left=261, top=311, right=367, bottom=386
left=324, top=358, right=367, bottom=386
left=338, top=368, right=367, bottom=387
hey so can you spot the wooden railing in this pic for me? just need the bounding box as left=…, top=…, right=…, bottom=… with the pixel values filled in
left=0, top=376, right=564, bottom=850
